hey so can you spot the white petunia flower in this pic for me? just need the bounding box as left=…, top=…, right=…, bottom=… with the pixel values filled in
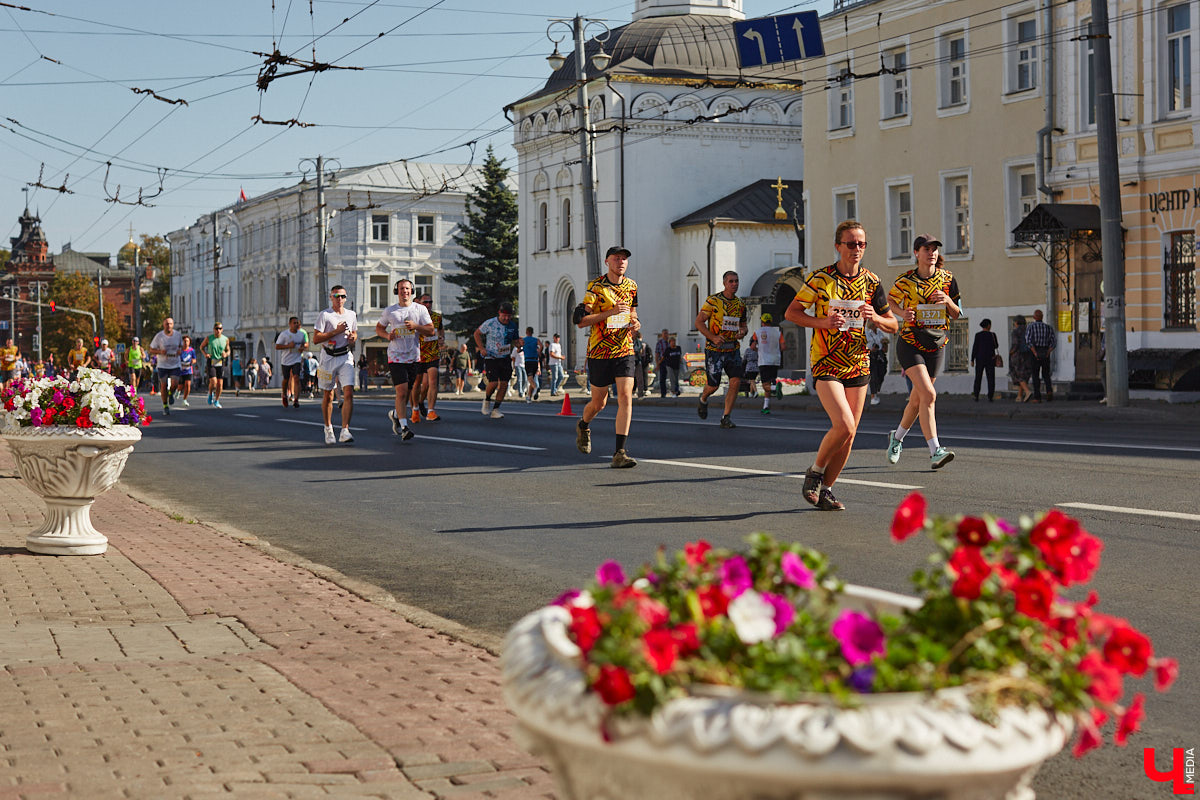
left=727, top=590, right=776, bottom=644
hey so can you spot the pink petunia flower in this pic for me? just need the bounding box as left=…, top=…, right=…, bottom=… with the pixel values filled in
left=762, top=592, right=796, bottom=636
left=831, top=610, right=886, bottom=666
left=720, top=556, right=752, bottom=598
left=780, top=551, right=815, bottom=589
left=595, top=560, right=626, bottom=587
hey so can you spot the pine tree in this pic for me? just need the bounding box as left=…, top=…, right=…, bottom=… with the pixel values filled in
left=445, top=146, right=518, bottom=336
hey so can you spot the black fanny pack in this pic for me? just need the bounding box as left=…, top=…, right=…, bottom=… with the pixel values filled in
left=323, top=344, right=350, bottom=357
left=913, top=327, right=948, bottom=351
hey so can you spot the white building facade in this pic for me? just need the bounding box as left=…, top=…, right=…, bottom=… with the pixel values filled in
left=507, top=0, right=805, bottom=368
left=167, top=161, right=488, bottom=377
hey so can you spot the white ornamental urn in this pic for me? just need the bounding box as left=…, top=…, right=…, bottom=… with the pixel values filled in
left=501, top=585, right=1071, bottom=800
left=3, top=425, right=141, bottom=555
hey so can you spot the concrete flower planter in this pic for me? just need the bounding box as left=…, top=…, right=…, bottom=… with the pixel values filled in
left=502, top=586, right=1070, bottom=800
left=3, top=425, right=141, bottom=555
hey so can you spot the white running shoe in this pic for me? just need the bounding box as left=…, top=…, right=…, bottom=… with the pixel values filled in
left=182, top=399, right=190, bottom=407
left=339, top=427, right=354, bottom=443
left=490, top=408, right=504, bottom=419
left=481, top=398, right=491, bottom=415
left=323, top=426, right=336, bottom=445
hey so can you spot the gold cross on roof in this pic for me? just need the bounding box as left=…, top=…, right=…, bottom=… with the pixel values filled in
left=772, top=177, right=788, bottom=220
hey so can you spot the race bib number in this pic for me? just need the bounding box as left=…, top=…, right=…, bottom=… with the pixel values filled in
left=421, top=332, right=438, bottom=342
left=494, top=344, right=511, bottom=355
left=720, top=315, right=740, bottom=332
left=607, top=311, right=630, bottom=329
left=829, top=298, right=865, bottom=331
left=916, top=304, right=946, bottom=327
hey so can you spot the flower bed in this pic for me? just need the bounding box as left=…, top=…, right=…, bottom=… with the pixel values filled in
left=1, top=367, right=148, bottom=429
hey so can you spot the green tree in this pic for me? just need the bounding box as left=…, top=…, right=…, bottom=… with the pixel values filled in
left=445, top=145, right=518, bottom=337
left=42, top=272, right=125, bottom=361
left=122, top=234, right=171, bottom=341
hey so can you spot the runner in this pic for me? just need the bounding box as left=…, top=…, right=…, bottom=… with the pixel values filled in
left=199, top=323, right=231, bottom=409
left=313, top=285, right=358, bottom=445
left=275, top=316, right=307, bottom=408
left=0, top=338, right=19, bottom=389
left=411, top=293, right=443, bottom=422
left=178, top=336, right=196, bottom=407
left=93, top=339, right=116, bottom=374
left=66, top=337, right=90, bottom=374
left=376, top=279, right=432, bottom=441
left=885, top=234, right=962, bottom=470
left=125, top=336, right=146, bottom=390
left=573, top=245, right=640, bottom=468
left=754, top=313, right=784, bottom=414
left=522, top=326, right=542, bottom=403
left=785, top=220, right=897, bottom=510
left=147, top=317, right=183, bottom=416
left=695, top=271, right=748, bottom=428
left=473, top=302, right=519, bottom=419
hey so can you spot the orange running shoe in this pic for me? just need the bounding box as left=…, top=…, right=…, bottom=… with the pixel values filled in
left=409, top=409, right=420, bottom=424
left=425, top=410, right=440, bottom=421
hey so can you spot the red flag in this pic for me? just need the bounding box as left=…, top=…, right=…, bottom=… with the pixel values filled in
left=238, top=187, right=247, bottom=203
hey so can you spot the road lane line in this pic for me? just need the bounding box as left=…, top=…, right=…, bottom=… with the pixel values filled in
left=275, top=418, right=367, bottom=431
left=640, top=458, right=922, bottom=490
left=1057, top=502, right=1200, bottom=523
left=233, top=414, right=259, bottom=419
left=418, top=435, right=545, bottom=451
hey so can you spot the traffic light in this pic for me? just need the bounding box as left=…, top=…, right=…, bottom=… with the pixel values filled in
left=48, top=301, right=55, bottom=314
left=93, top=336, right=100, bottom=348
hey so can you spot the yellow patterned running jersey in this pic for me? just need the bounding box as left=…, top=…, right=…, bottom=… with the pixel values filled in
left=791, top=264, right=888, bottom=380
left=699, top=293, right=747, bottom=352
left=888, top=268, right=961, bottom=353
left=419, top=310, right=443, bottom=363
left=583, top=274, right=638, bottom=359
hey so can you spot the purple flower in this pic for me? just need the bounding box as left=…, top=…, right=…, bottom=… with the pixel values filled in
left=762, top=592, right=795, bottom=635
left=595, top=560, right=626, bottom=587
left=552, top=588, right=581, bottom=606
left=780, top=552, right=815, bottom=589
left=51, top=390, right=65, bottom=405
left=115, top=386, right=128, bottom=402
left=720, top=556, right=753, bottom=598
left=848, top=666, right=876, bottom=693
left=831, top=610, right=886, bottom=666
left=995, top=518, right=1017, bottom=535
left=29, top=408, right=43, bottom=426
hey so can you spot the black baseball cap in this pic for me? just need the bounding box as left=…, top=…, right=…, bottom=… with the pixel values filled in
left=912, top=233, right=943, bottom=250
left=605, top=245, right=631, bottom=258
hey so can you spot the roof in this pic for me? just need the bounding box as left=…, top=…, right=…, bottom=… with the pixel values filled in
left=56, top=247, right=133, bottom=278
left=508, top=15, right=791, bottom=110
left=1011, top=204, right=1104, bottom=241
left=671, top=179, right=804, bottom=229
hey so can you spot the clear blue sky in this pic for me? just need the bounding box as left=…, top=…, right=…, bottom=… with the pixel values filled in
left=0, top=0, right=828, bottom=256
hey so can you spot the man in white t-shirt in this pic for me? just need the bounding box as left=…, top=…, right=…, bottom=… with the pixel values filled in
left=93, top=339, right=115, bottom=373
left=548, top=333, right=566, bottom=395
left=275, top=316, right=308, bottom=409
left=375, top=278, right=433, bottom=441
left=313, top=285, right=359, bottom=445
left=753, top=312, right=785, bottom=414
left=147, top=317, right=183, bottom=417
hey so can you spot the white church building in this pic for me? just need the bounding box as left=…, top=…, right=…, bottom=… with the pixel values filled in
left=507, top=0, right=807, bottom=372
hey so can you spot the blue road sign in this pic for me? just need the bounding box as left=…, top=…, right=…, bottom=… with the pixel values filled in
left=0, top=320, right=8, bottom=330
left=734, top=12, right=825, bottom=69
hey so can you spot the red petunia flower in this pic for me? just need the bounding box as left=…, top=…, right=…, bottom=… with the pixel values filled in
left=76, top=415, right=93, bottom=429
left=593, top=664, right=636, bottom=705
left=671, top=623, right=700, bottom=655
left=948, top=546, right=992, bottom=600
left=1044, top=530, right=1103, bottom=586
left=1114, top=693, right=1146, bottom=746
left=1079, top=651, right=1124, bottom=704
left=697, top=585, right=729, bottom=619
left=642, top=629, right=679, bottom=674
left=890, top=492, right=927, bottom=541
left=684, top=540, right=712, bottom=568
left=955, top=517, right=993, bottom=547
left=1104, top=625, right=1152, bottom=677
left=1153, top=657, right=1179, bottom=692
left=62, top=396, right=75, bottom=409
left=1029, top=509, right=1080, bottom=559
left=568, top=605, right=604, bottom=654
left=1071, top=718, right=1104, bottom=758
left=1013, top=570, right=1056, bottom=622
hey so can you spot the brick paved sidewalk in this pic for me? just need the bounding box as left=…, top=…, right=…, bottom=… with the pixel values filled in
left=0, top=441, right=554, bottom=800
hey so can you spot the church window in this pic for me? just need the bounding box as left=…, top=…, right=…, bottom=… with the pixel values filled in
left=372, top=214, right=389, bottom=242
left=537, top=203, right=548, bottom=251
left=417, top=215, right=435, bottom=244
left=561, top=198, right=572, bottom=249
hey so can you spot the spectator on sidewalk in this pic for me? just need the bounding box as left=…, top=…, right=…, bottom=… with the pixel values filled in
left=1025, top=309, right=1056, bottom=402
left=453, top=343, right=470, bottom=394
left=1009, top=315, right=1032, bottom=402
left=865, top=320, right=889, bottom=406
left=970, top=318, right=999, bottom=401
left=548, top=333, right=567, bottom=395
left=632, top=331, right=651, bottom=398
left=661, top=335, right=682, bottom=396
left=246, top=358, right=258, bottom=392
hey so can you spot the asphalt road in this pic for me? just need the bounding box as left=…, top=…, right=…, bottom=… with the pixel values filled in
left=118, top=390, right=1199, bottom=799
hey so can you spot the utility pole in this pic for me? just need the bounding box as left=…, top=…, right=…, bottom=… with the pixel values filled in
left=1092, top=0, right=1127, bottom=407
left=36, top=282, right=43, bottom=361
left=317, top=154, right=328, bottom=301
left=211, top=210, right=221, bottom=324
left=572, top=16, right=601, bottom=281
left=96, top=264, right=104, bottom=339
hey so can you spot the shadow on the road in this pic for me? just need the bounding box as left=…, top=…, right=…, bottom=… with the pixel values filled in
left=439, top=506, right=808, bottom=535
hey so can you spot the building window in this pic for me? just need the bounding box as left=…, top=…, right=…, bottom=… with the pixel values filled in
left=945, top=318, right=971, bottom=372
left=888, top=184, right=913, bottom=258
left=1007, top=165, right=1038, bottom=247
left=1080, top=21, right=1096, bottom=127
left=829, top=66, right=854, bottom=129
left=835, top=191, right=857, bottom=223
left=417, top=215, right=435, bottom=244
left=884, top=48, right=909, bottom=118
left=371, top=214, right=389, bottom=242
left=940, top=34, right=968, bottom=108
left=369, top=275, right=390, bottom=308
left=537, top=202, right=548, bottom=251
left=276, top=276, right=290, bottom=311
left=943, top=175, right=971, bottom=254
left=540, top=289, right=548, bottom=333
left=560, top=198, right=572, bottom=248
left=123, top=288, right=132, bottom=302
left=1011, top=17, right=1039, bottom=91
left=413, top=274, right=433, bottom=301
left=690, top=283, right=700, bottom=320
left=1163, top=4, right=1192, bottom=113
left=1164, top=232, right=1196, bottom=329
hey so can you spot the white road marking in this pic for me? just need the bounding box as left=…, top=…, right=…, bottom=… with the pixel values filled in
left=233, top=414, right=259, bottom=419
left=640, top=458, right=922, bottom=490
left=418, top=435, right=545, bottom=452
left=1057, top=502, right=1200, bottom=523
left=276, top=418, right=367, bottom=432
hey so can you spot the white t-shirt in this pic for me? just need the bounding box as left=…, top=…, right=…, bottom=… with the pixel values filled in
left=315, top=307, right=358, bottom=364
left=150, top=329, right=183, bottom=370
left=549, top=341, right=563, bottom=362
left=756, top=326, right=781, bottom=366
left=377, top=303, right=431, bottom=363
left=94, top=347, right=114, bottom=367
left=275, top=329, right=307, bottom=367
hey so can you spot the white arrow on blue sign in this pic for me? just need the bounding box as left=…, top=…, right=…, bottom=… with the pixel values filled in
left=734, top=12, right=825, bottom=69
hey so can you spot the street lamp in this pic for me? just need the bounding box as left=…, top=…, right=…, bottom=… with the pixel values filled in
left=546, top=15, right=611, bottom=281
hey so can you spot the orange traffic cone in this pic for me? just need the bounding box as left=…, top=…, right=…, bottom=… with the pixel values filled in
left=556, top=392, right=576, bottom=416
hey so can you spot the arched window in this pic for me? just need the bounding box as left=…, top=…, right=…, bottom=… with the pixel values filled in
left=691, top=284, right=701, bottom=320
left=537, top=202, right=548, bottom=251
left=561, top=198, right=572, bottom=248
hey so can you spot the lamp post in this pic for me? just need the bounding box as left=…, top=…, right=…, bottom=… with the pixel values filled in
left=546, top=15, right=611, bottom=282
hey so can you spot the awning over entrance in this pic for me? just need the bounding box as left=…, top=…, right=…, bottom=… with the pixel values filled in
left=1011, top=203, right=1113, bottom=307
